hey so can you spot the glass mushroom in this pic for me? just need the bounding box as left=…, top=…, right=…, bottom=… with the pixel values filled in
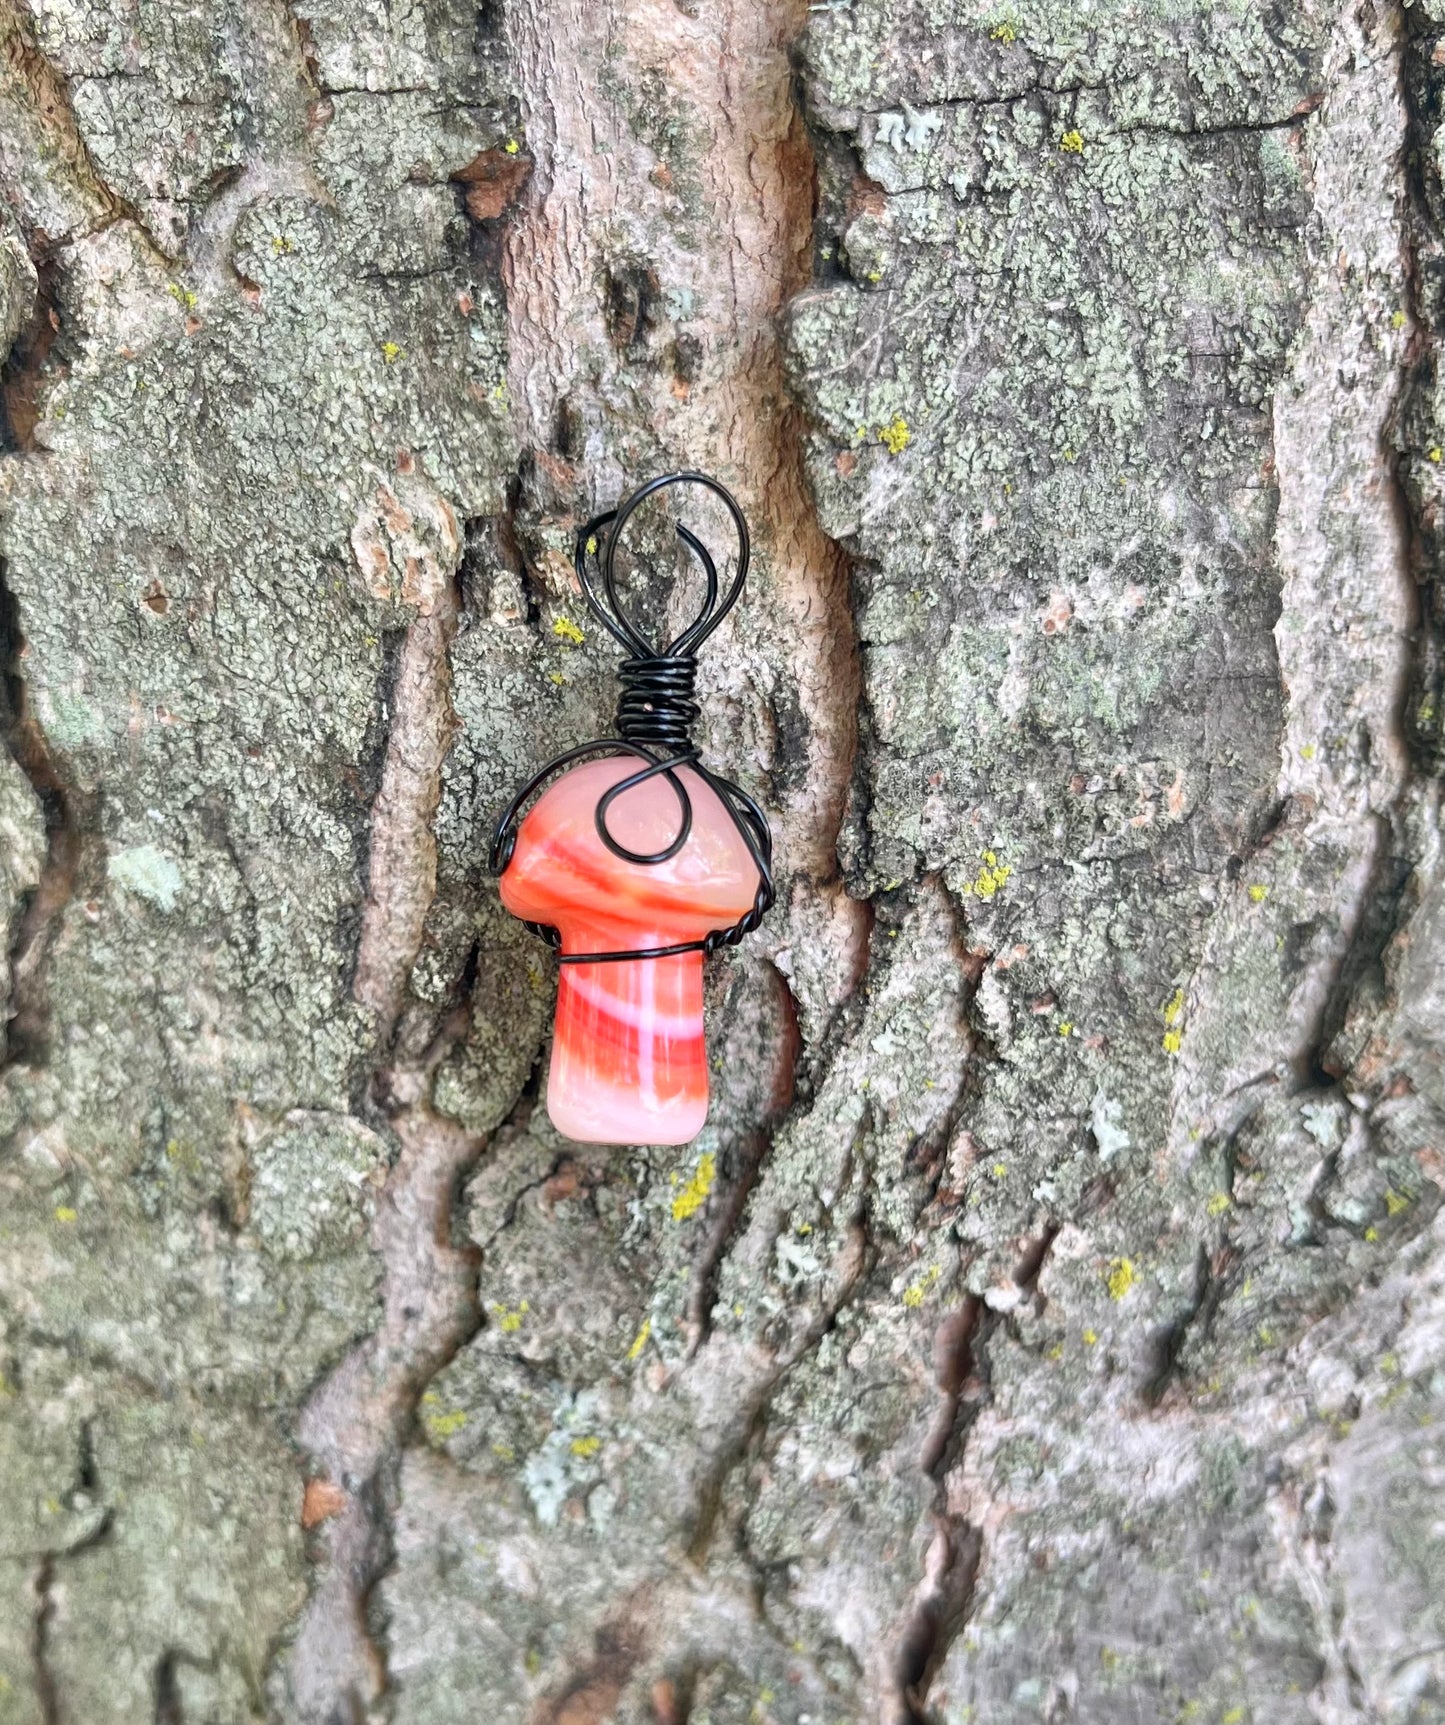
left=499, top=755, right=761, bottom=1146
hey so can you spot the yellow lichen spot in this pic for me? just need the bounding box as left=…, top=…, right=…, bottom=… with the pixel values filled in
left=167, top=282, right=199, bottom=310
left=1364, top=1224, right=1379, bottom=1242
left=53, top=1206, right=77, bottom=1224
left=552, top=615, right=585, bottom=646
left=1385, top=1188, right=1411, bottom=1216
left=1221, top=1709, right=1245, bottom=1725
left=1392, top=309, right=1407, bottom=329
left=1380, top=1352, right=1399, bottom=1378
left=1082, top=1328, right=1099, bottom=1346
left=491, top=380, right=510, bottom=402
left=525, top=1647, right=542, bottom=1676
left=1060, top=129, right=1085, bottom=154
left=1300, top=743, right=1316, bottom=760
left=1058, top=1020, right=1073, bottom=1037
left=990, top=19, right=1018, bottom=41
left=380, top=340, right=402, bottom=364
left=491, top=1299, right=530, bottom=1334
left=867, top=269, right=883, bottom=283
left=548, top=671, right=567, bottom=686
left=671, top=1151, right=716, bottom=1221
left=270, top=234, right=295, bottom=254
left=878, top=414, right=912, bottom=455
left=570, top=1434, right=602, bottom=1459
left=1161, top=986, right=1185, bottom=1055
left=991, top=1161, right=1007, bottom=1180
left=795, top=1221, right=813, bottom=1235
left=424, top=1407, right=468, bottom=1442
left=626, top=1316, right=652, bottom=1362
left=1062, top=445, right=1078, bottom=463
left=491, top=1439, right=516, bottom=1462
left=1106, top=1257, right=1137, bottom=1301
left=1206, top=1192, right=1232, bottom=1218
left=585, top=534, right=599, bottom=556
left=902, top=1264, right=942, bottom=1308
left=1047, top=1341, right=1064, bottom=1360
left=1430, top=447, right=1443, bottom=463
left=1248, top=883, right=1268, bottom=903
left=1256, top=1324, right=1275, bottom=1346
left=962, top=851, right=1012, bottom=899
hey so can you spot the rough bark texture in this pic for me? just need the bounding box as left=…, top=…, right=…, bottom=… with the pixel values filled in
left=1, top=0, right=1443, bottom=1721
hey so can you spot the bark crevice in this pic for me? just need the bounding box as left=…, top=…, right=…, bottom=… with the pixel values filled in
left=289, top=549, right=486, bottom=1715
left=0, top=554, right=81, bottom=1070
left=31, top=1556, right=58, bottom=1725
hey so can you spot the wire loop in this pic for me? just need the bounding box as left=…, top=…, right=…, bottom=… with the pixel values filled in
left=489, top=472, right=773, bottom=964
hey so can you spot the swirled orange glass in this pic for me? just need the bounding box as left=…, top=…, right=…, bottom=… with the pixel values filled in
left=499, top=757, right=759, bottom=1145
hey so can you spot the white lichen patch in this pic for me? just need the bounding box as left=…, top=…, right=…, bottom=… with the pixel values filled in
left=107, top=843, right=184, bottom=913
left=249, top=1112, right=389, bottom=1261
left=1089, top=1089, right=1132, bottom=1161
left=522, top=1389, right=608, bottom=1528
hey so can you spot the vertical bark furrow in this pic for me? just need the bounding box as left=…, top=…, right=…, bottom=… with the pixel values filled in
left=289, top=560, right=480, bottom=1717
left=0, top=556, right=71, bottom=1067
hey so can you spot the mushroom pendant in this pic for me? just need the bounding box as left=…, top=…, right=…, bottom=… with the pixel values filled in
left=490, top=473, right=774, bottom=1147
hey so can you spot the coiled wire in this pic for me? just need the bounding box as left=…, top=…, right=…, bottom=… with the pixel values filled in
left=489, top=471, right=774, bottom=964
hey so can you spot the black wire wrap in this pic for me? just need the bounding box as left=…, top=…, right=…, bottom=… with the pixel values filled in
left=488, top=471, right=774, bottom=965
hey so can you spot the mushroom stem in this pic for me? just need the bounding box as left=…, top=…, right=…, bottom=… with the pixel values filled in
left=548, top=948, right=708, bottom=1145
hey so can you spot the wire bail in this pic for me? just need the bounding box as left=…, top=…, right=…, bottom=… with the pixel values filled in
left=489, top=471, right=774, bottom=964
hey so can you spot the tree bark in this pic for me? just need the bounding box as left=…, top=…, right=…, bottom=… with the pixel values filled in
left=1, top=0, right=1443, bottom=1721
